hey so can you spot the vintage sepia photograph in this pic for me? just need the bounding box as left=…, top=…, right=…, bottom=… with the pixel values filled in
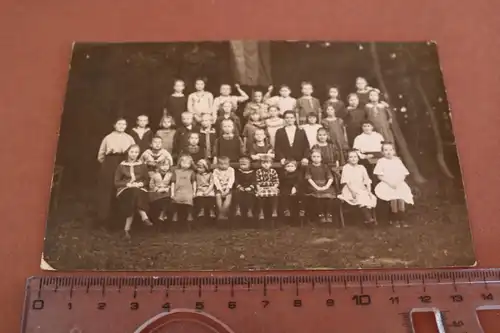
left=42, top=41, right=475, bottom=271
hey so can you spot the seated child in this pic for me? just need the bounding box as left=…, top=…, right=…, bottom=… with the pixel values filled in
left=141, top=136, right=174, bottom=177
left=265, top=105, right=285, bottom=148
left=130, top=114, right=154, bottom=154
left=304, top=149, right=338, bottom=223
left=353, top=120, right=385, bottom=177
left=249, top=128, right=274, bottom=162
left=337, top=150, right=377, bottom=224
left=155, top=115, right=176, bottom=155
left=215, top=101, right=241, bottom=136
left=234, top=156, right=255, bottom=218
left=173, top=111, right=200, bottom=159
left=279, top=159, right=302, bottom=217
left=301, top=112, right=322, bottom=148
left=194, top=159, right=216, bottom=218
left=373, top=142, right=414, bottom=224
left=149, top=160, right=173, bottom=221
left=243, top=90, right=269, bottom=120
left=242, top=110, right=268, bottom=153
left=114, top=144, right=152, bottom=239
left=255, top=155, right=280, bottom=220
left=213, top=156, right=235, bottom=220
left=171, top=154, right=196, bottom=222
left=213, top=119, right=244, bottom=164
left=181, top=132, right=204, bottom=163
left=199, top=113, right=217, bottom=161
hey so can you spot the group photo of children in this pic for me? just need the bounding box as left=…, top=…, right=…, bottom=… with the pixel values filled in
left=43, top=41, right=475, bottom=271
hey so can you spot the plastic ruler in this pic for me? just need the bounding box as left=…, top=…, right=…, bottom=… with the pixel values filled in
left=21, top=269, right=500, bottom=332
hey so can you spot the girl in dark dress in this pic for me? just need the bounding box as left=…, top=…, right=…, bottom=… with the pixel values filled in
left=213, top=119, right=244, bottom=163
left=234, top=157, right=255, bottom=218
left=114, top=144, right=152, bottom=239
left=249, top=128, right=274, bottom=162
left=274, top=111, right=310, bottom=166
left=355, top=77, right=376, bottom=108
left=279, top=159, right=302, bottom=218
left=96, top=118, right=135, bottom=224
left=172, top=112, right=200, bottom=160
left=344, top=93, right=367, bottom=147
left=180, top=132, right=204, bottom=163
left=323, top=86, right=347, bottom=120
left=129, top=114, right=154, bottom=154
left=164, top=79, right=188, bottom=126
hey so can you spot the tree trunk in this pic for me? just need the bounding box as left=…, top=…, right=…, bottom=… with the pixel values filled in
left=402, top=47, right=455, bottom=179
left=369, top=42, right=427, bottom=184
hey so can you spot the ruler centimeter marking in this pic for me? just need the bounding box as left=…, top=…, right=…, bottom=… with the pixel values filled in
left=22, top=269, right=500, bottom=333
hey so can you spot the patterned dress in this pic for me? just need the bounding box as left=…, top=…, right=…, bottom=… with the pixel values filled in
left=255, top=168, right=280, bottom=197
left=149, top=170, right=173, bottom=201
left=365, top=101, right=394, bottom=144
left=321, top=117, right=348, bottom=164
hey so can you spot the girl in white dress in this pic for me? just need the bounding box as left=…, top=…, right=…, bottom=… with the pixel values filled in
left=301, top=112, right=323, bottom=148
left=373, top=142, right=414, bottom=223
left=338, top=150, right=377, bottom=224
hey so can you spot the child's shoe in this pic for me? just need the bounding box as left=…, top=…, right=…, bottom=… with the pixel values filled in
left=272, top=211, right=278, bottom=218
left=247, top=210, right=254, bottom=218
left=258, top=211, right=265, bottom=220
left=326, top=214, right=333, bottom=223
left=143, top=219, right=153, bottom=226
left=284, top=209, right=291, bottom=217
left=299, top=210, right=305, bottom=217
left=210, top=209, right=216, bottom=218
left=235, top=206, right=242, bottom=217
left=187, top=212, right=194, bottom=222
left=198, top=209, right=205, bottom=218
left=319, top=214, right=327, bottom=223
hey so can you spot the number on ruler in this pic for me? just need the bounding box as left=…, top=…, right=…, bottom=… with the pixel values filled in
left=450, top=320, right=464, bottom=327
left=293, top=299, right=302, bottom=307
left=67, top=302, right=72, bottom=310
left=32, top=300, right=44, bottom=310
left=419, top=295, right=432, bottom=303
left=97, top=302, right=106, bottom=310
left=130, top=302, right=139, bottom=310
left=450, top=295, right=463, bottom=303
left=482, top=293, right=494, bottom=300
left=352, top=294, right=371, bottom=306
left=389, top=296, right=399, bottom=304
left=326, top=299, right=335, bottom=307
left=262, top=300, right=270, bottom=308
left=195, top=301, right=204, bottom=310
left=162, top=302, right=171, bottom=311
left=228, top=301, right=236, bottom=309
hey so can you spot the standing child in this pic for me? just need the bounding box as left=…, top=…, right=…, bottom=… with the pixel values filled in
left=181, top=132, right=204, bottom=163
left=311, top=128, right=340, bottom=167
left=212, top=83, right=249, bottom=120
left=164, top=79, right=187, bottom=126
left=344, top=93, right=367, bottom=147
left=187, top=78, right=214, bottom=123
left=213, top=156, right=235, bottom=220
left=215, top=101, right=241, bottom=136
left=249, top=128, right=274, bottom=162
left=322, top=103, right=349, bottom=164
left=353, top=120, right=385, bottom=177
left=149, top=160, right=173, bottom=222
left=172, top=112, right=200, bottom=159
left=194, top=159, right=216, bottom=218
left=337, top=150, right=377, bottom=224
left=264, top=85, right=296, bottom=116
left=234, top=156, right=255, bottom=218
left=365, top=89, right=394, bottom=144
left=373, top=142, right=413, bottom=224
left=155, top=115, right=176, bottom=155
left=304, top=150, right=338, bottom=223
left=243, top=90, right=269, bottom=120
left=279, top=160, right=302, bottom=218
left=130, top=114, right=154, bottom=154
left=171, top=154, right=196, bottom=223
left=242, top=110, right=267, bottom=154
left=323, top=86, right=347, bottom=119
left=255, top=155, right=280, bottom=220
left=96, top=118, right=135, bottom=224
left=265, top=105, right=285, bottom=148
left=114, top=145, right=152, bottom=239
left=198, top=114, right=217, bottom=161
left=213, top=119, right=244, bottom=164
left=295, top=81, right=322, bottom=126
left=141, top=136, right=173, bottom=177
left=355, top=77, right=376, bottom=108
left=302, top=112, right=323, bottom=149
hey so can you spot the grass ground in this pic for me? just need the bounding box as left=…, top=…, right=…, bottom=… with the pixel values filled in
left=43, top=180, right=475, bottom=271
